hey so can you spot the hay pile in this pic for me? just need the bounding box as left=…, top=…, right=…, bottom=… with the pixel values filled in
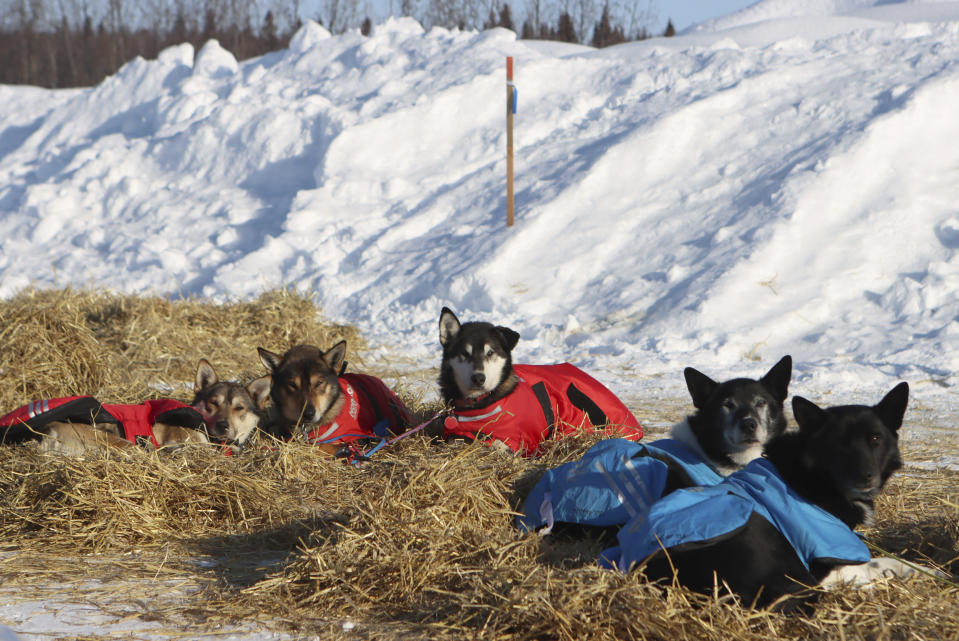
left=0, top=286, right=363, bottom=405
left=0, top=288, right=956, bottom=640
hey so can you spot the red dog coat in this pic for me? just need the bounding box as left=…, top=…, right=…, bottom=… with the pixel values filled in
left=304, top=373, right=413, bottom=444
left=442, top=363, right=642, bottom=455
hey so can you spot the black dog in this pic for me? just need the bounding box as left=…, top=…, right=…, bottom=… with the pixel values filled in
left=672, top=356, right=792, bottom=475
left=608, top=382, right=919, bottom=610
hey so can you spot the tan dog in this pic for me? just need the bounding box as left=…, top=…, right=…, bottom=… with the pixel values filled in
left=1, top=360, right=268, bottom=455
left=191, top=359, right=270, bottom=449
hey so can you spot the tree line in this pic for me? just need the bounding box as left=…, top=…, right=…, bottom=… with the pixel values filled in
left=0, top=0, right=674, bottom=89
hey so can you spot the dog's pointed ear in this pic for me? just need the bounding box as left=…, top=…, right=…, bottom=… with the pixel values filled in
left=684, top=367, right=718, bottom=409
left=247, top=376, right=273, bottom=408
left=495, top=326, right=520, bottom=351
left=439, top=307, right=461, bottom=347
left=792, top=396, right=828, bottom=433
left=324, top=340, right=347, bottom=373
left=874, top=382, right=909, bottom=433
left=258, top=347, right=282, bottom=373
left=760, top=355, right=792, bottom=403
left=195, top=359, right=218, bottom=392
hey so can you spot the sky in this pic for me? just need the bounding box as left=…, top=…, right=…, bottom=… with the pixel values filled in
left=3, top=0, right=959, bottom=637
left=658, top=0, right=758, bottom=30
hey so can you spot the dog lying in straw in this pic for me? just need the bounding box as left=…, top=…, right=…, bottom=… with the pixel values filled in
left=256, top=341, right=412, bottom=455
left=517, top=356, right=792, bottom=533
left=0, top=360, right=266, bottom=455
left=603, top=383, right=951, bottom=610
left=435, top=307, right=642, bottom=455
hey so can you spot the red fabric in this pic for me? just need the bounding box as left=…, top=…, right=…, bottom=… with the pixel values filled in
left=304, top=373, right=412, bottom=444
left=0, top=396, right=201, bottom=448
left=101, top=399, right=196, bottom=447
left=0, top=396, right=94, bottom=427
left=443, top=363, right=642, bottom=455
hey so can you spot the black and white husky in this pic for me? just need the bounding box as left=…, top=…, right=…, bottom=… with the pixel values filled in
left=436, top=307, right=642, bottom=454
left=516, top=357, right=792, bottom=533
left=438, top=306, right=520, bottom=406
left=671, top=356, right=792, bottom=475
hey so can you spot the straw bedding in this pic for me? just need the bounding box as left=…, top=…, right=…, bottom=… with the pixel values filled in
left=0, top=288, right=956, bottom=640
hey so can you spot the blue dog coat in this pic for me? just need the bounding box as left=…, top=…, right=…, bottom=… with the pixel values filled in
left=516, top=438, right=724, bottom=533
left=601, top=458, right=871, bottom=572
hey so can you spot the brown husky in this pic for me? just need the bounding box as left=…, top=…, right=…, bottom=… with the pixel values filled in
left=191, top=359, right=271, bottom=449
left=257, top=341, right=412, bottom=455
left=6, top=360, right=269, bottom=455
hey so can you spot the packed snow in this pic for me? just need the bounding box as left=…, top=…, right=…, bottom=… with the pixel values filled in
left=3, top=1, right=959, bottom=412
left=1, top=2, right=959, bottom=634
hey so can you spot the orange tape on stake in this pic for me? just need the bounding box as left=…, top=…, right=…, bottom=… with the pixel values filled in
left=506, top=56, right=515, bottom=227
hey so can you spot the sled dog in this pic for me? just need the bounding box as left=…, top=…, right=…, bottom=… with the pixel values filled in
left=670, top=355, right=792, bottom=476
left=436, top=307, right=642, bottom=455
left=607, top=382, right=942, bottom=610
left=191, top=359, right=270, bottom=449
left=516, top=356, right=792, bottom=534
left=257, top=342, right=412, bottom=454
left=0, top=360, right=264, bottom=455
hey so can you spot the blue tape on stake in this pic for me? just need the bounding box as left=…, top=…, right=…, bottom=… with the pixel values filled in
left=513, top=86, right=518, bottom=114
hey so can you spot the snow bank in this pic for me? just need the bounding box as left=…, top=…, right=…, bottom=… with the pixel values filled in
left=2, top=9, right=959, bottom=409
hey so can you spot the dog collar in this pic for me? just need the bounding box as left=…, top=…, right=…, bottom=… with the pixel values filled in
left=452, top=391, right=497, bottom=409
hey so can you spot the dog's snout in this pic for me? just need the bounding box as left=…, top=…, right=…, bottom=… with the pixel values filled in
left=471, top=372, right=486, bottom=386
left=302, top=404, right=316, bottom=421
left=740, top=417, right=758, bottom=435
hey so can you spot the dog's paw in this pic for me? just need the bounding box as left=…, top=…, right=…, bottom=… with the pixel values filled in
left=821, top=557, right=948, bottom=590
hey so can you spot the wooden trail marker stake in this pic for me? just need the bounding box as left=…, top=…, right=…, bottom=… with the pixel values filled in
left=506, top=56, right=515, bottom=227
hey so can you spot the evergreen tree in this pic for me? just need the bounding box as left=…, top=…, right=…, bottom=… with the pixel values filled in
left=521, top=19, right=534, bottom=39
left=556, top=12, right=577, bottom=43
left=664, top=19, right=675, bottom=37
left=262, top=11, right=278, bottom=49
left=499, top=4, right=514, bottom=31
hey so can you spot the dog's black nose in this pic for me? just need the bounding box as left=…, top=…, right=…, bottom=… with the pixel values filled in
left=741, top=417, right=757, bottom=435
left=211, top=420, right=229, bottom=436
left=471, top=372, right=486, bottom=386
left=303, top=404, right=316, bottom=421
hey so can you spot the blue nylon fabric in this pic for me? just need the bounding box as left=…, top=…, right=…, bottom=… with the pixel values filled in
left=601, top=458, right=871, bottom=572
left=516, top=438, right=723, bottom=533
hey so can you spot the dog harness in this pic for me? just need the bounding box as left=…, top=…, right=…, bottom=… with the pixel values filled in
left=600, top=458, right=871, bottom=572
left=516, top=438, right=724, bottom=533
left=0, top=395, right=206, bottom=448
left=304, top=373, right=412, bottom=445
left=442, top=363, right=642, bottom=455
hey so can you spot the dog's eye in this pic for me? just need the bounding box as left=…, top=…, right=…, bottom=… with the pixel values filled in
left=868, top=433, right=881, bottom=446
left=286, top=381, right=298, bottom=391
left=722, top=400, right=735, bottom=410
left=485, top=348, right=494, bottom=358
left=755, top=399, right=767, bottom=409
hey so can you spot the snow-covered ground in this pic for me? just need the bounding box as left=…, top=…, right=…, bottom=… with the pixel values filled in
left=3, top=0, right=959, bottom=408
left=2, top=1, right=959, bottom=636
